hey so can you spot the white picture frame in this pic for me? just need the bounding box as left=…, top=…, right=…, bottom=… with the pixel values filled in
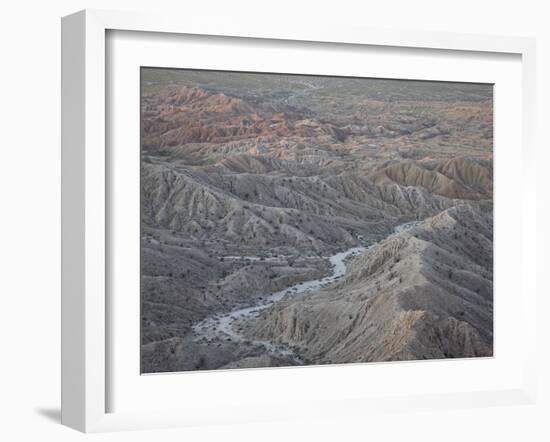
left=61, top=9, right=537, bottom=433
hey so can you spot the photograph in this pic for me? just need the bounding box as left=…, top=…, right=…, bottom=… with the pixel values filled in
left=1, top=0, right=546, bottom=439
left=140, top=68, right=494, bottom=373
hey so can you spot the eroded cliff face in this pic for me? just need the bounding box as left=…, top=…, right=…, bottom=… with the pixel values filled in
left=242, top=205, right=493, bottom=363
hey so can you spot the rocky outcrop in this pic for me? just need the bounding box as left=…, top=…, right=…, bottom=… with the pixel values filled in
left=243, top=205, right=493, bottom=363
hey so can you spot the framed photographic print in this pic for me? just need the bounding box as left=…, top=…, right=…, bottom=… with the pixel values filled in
left=61, top=9, right=537, bottom=432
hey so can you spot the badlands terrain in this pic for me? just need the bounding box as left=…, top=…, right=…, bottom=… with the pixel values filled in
left=140, top=68, right=493, bottom=372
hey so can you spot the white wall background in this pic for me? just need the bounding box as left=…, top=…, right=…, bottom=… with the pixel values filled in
left=0, top=1, right=547, bottom=440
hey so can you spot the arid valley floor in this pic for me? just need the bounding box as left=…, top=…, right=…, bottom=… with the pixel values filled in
left=140, top=69, right=493, bottom=372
